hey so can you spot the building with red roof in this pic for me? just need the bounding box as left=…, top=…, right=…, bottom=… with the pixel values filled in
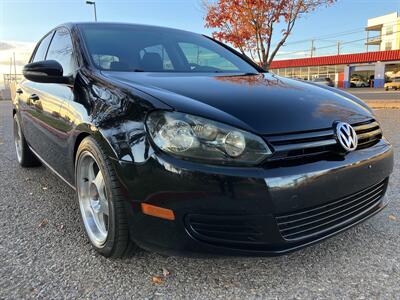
left=269, top=50, right=400, bottom=88
left=269, top=12, right=400, bottom=89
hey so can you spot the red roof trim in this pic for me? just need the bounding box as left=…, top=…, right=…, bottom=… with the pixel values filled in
left=269, top=50, right=400, bottom=69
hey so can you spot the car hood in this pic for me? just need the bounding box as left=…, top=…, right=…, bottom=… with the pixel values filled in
left=103, top=71, right=373, bottom=135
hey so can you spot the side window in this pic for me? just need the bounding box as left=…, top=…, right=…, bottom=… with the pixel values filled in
left=178, top=42, right=239, bottom=71
left=46, top=28, right=76, bottom=76
left=32, top=32, right=54, bottom=62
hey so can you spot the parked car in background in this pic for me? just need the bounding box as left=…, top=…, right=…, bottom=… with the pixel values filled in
left=13, top=22, right=393, bottom=258
left=350, top=78, right=369, bottom=87
left=384, top=77, right=400, bottom=90
left=312, top=77, right=334, bottom=87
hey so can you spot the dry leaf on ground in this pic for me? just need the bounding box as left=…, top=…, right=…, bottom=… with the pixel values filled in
left=38, top=219, right=49, bottom=228
left=152, top=276, right=163, bottom=284
left=162, top=268, right=171, bottom=277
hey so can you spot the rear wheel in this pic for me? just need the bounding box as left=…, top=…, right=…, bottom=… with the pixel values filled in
left=75, top=137, right=135, bottom=257
left=13, top=115, right=41, bottom=167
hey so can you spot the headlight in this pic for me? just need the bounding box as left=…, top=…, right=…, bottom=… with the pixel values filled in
left=146, top=111, right=272, bottom=166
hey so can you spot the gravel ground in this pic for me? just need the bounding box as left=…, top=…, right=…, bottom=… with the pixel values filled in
left=0, top=101, right=399, bottom=299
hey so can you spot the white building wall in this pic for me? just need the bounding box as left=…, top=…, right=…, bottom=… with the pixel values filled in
left=367, top=12, right=400, bottom=51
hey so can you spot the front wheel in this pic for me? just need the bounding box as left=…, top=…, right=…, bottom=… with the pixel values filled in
left=13, top=115, right=41, bottom=167
left=75, top=136, right=135, bottom=257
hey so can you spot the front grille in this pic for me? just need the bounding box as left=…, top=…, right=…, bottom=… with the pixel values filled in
left=276, top=179, right=388, bottom=241
left=353, top=120, right=382, bottom=149
left=266, top=119, right=382, bottom=161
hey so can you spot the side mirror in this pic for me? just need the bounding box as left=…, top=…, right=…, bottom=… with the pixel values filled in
left=23, top=60, right=73, bottom=84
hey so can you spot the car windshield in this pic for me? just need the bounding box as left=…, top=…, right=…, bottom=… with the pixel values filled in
left=79, top=24, right=259, bottom=74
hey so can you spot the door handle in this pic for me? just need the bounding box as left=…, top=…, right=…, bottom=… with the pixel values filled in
left=16, top=88, right=23, bottom=94
left=28, top=94, right=40, bottom=102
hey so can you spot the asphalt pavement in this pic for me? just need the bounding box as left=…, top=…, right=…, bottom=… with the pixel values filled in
left=344, top=88, right=400, bottom=101
left=0, top=101, right=399, bottom=299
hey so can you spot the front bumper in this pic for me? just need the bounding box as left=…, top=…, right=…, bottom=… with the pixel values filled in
left=114, top=139, right=393, bottom=256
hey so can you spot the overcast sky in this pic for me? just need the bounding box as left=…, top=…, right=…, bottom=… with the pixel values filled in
left=1, top=0, right=399, bottom=88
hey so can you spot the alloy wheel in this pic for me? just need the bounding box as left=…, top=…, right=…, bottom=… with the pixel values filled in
left=13, top=117, right=23, bottom=163
left=76, top=151, right=109, bottom=248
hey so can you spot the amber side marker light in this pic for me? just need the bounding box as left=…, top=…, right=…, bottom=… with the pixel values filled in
left=141, top=203, right=175, bottom=221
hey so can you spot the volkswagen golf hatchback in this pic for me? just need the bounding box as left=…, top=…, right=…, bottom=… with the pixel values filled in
left=13, top=23, right=393, bottom=257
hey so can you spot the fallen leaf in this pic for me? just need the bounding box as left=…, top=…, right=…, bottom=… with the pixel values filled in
left=389, top=215, right=396, bottom=221
left=152, top=276, right=163, bottom=284
left=38, top=219, right=48, bottom=228
left=162, top=268, right=171, bottom=277
left=57, top=224, right=65, bottom=230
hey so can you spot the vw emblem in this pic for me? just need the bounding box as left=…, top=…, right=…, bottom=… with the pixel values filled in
left=335, top=122, right=358, bottom=152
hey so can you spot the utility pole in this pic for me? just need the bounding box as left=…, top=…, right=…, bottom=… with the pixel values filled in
left=13, top=52, right=17, bottom=79
left=86, top=1, right=97, bottom=22
left=9, top=57, right=12, bottom=80
left=337, top=41, right=340, bottom=55
left=310, top=40, right=315, bottom=58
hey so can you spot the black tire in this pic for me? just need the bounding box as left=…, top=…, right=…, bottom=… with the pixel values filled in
left=13, top=114, right=41, bottom=167
left=75, top=136, right=135, bottom=257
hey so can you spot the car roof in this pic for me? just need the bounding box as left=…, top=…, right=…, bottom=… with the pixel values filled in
left=59, top=22, right=201, bottom=36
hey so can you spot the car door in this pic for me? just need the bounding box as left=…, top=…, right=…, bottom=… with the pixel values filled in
left=22, top=27, right=76, bottom=172
left=19, top=31, right=54, bottom=143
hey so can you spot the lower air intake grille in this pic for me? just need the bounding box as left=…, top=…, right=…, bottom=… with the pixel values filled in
left=185, top=214, right=264, bottom=245
left=276, top=179, right=388, bottom=241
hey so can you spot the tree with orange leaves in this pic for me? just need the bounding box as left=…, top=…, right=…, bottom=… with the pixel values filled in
left=204, top=0, right=336, bottom=69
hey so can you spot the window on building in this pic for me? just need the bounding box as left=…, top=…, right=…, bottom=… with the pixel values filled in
left=309, top=66, right=319, bottom=79
left=386, top=25, right=394, bottom=35
left=385, top=41, right=392, bottom=51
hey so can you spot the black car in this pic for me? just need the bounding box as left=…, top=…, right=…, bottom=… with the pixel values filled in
left=13, top=23, right=393, bottom=257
